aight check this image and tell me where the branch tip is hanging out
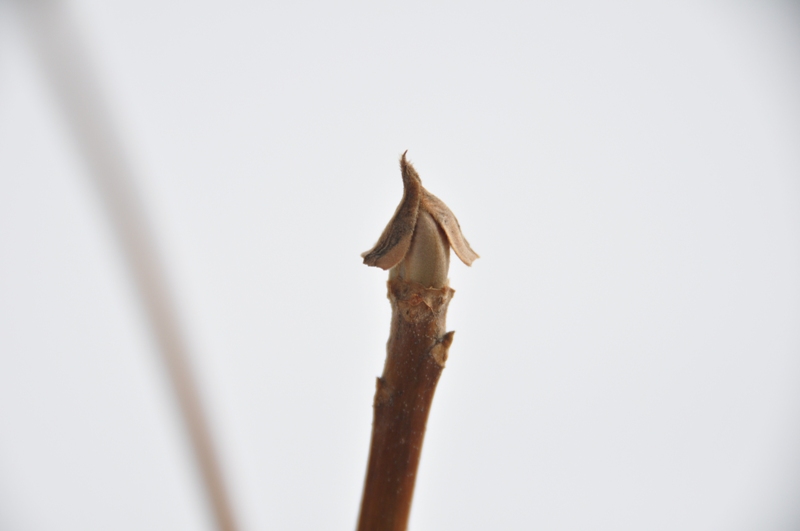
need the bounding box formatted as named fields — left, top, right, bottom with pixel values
left=362, top=153, right=478, bottom=281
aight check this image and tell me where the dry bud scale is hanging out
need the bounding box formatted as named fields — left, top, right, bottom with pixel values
left=357, top=152, right=478, bottom=531
left=362, top=151, right=478, bottom=287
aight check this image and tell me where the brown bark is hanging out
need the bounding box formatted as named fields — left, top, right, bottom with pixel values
left=357, top=278, right=456, bottom=531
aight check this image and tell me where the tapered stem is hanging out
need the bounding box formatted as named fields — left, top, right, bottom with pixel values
left=357, top=278, right=455, bottom=531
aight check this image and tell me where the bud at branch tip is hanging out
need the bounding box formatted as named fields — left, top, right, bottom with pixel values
left=362, top=152, right=479, bottom=288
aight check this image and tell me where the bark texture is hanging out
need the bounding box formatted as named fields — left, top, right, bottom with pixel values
left=357, top=278, right=455, bottom=531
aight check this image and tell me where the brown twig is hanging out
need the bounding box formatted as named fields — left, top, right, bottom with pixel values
left=358, top=153, right=477, bottom=530
left=357, top=279, right=455, bottom=531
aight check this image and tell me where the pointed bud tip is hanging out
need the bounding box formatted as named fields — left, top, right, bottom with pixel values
left=400, top=151, right=421, bottom=186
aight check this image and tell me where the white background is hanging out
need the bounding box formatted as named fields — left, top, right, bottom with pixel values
left=1, top=1, right=799, bottom=530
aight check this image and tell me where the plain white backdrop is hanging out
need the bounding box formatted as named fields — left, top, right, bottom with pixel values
left=1, top=1, right=800, bottom=530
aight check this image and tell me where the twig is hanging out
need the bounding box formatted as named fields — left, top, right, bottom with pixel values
left=358, top=153, right=477, bottom=531
left=16, top=2, right=239, bottom=530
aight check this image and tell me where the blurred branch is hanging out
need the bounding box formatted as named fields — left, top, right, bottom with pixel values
left=16, top=2, right=239, bottom=530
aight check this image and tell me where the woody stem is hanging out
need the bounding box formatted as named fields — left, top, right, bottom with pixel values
left=356, top=278, right=455, bottom=531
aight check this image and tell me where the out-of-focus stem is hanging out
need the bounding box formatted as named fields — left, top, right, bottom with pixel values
left=17, top=3, right=239, bottom=531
